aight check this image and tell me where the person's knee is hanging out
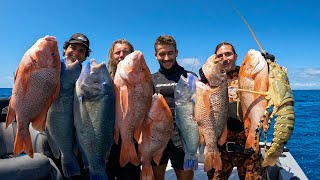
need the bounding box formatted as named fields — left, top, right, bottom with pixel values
left=175, top=169, right=194, bottom=180
left=152, top=163, right=167, bottom=180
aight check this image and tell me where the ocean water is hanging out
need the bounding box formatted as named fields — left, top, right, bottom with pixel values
left=0, top=88, right=319, bottom=179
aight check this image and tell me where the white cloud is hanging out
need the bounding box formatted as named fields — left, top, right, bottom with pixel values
left=177, top=57, right=202, bottom=73
left=288, top=68, right=320, bottom=90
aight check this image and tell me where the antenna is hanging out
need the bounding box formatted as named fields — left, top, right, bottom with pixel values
left=225, top=0, right=266, bottom=54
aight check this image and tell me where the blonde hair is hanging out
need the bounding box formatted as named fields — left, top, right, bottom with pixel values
left=107, top=39, right=134, bottom=78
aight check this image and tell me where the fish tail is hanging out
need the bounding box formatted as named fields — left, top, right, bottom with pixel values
left=114, top=127, right=120, bottom=145
left=14, top=128, right=33, bottom=158
left=141, top=165, right=154, bottom=180
left=119, top=142, right=139, bottom=167
left=61, top=154, right=81, bottom=177
left=245, top=132, right=255, bottom=150
left=204, top=152, right=222, bottom=172
left=245, top=131, right=260, bottom=152
left=183, top=153, right=198, bottom=170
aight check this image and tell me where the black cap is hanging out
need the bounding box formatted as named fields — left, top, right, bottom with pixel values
left=68, top=33, right=90, bottom=49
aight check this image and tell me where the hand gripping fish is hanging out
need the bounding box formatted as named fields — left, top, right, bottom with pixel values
left=6, top=36, right=61, bottom=158
left=195, top=55, right=228, bottom=171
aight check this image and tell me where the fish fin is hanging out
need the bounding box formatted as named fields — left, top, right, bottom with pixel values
left=61, top=154, right=81, bottom=177
left=202, top=93, right=211, bottom=113
left=134, top=124, right=142, bottom=142
left=204, top=152, right=222, bottom=172
left=46, top=127, right=60, bottom=159
left=141, top=165, right=154, bottom=180
left=114, top=127, right=120, bottom=145
left=198, top=127, right=205, bottom=145
left=5, top=106, right=16, bottom=128
left=119, top=142, right=139, bottom=167
left=31, top=105, right=50, bottom=132
left=14, top=127, right=33, bottom=158
left=32, top=82, right=59, bottom=132
left=138, top=131, right=143, bottom=144
left=120, top=85, right=128, bottom=120
left=153, top=147, right=166, bottom=165
left=218, top=125, right=228, bottom=146
left=245, top=132, right=255, bottom=150
left=183, top=154, right=198, bottom=170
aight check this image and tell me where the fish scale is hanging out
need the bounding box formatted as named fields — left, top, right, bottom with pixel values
left=74, top=59, right=115, bottom=179
left=175, top=73, right=199, bottom=170
left=195, top=55, right=228, bottom=172
left=46, top=59, right=81, bottom=177
left=113, top=51, right=153, bottom=168
left=6, top=36, right=61, bottom=158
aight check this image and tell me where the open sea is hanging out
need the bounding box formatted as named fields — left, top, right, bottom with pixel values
left=0, top=88, right=319, bottom=179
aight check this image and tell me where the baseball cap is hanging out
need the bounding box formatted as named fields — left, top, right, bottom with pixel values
left=68, top=33, right=90, bottom=49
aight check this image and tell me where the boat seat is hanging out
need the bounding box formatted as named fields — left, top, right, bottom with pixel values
left=0, top=101, right=63, bottom=180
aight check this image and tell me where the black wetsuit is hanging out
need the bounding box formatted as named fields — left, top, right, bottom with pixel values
left=152, top=62, right=197, bottom=169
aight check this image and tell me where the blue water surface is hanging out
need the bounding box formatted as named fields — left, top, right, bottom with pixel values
left=0, top=88, right=319, bottom=179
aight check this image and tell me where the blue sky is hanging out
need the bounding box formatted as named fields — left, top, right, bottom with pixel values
left=1, top=0, right=319, bottom=89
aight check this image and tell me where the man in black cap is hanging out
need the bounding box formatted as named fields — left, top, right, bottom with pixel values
left=63, top=33, right=91, bottom=64
left=47, top=33, right=91, bottom=179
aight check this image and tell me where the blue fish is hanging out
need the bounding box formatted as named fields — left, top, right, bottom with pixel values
left=74, top=59, right=115, bottom=180
left=46, top=58, right=81, bottom=177
left=175, top=73, right=199, bottom=170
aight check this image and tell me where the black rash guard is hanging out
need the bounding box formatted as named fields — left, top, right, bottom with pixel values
left=152, top=62, right=197, bottom=147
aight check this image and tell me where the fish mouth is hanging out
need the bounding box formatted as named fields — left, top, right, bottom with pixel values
left=90, top=59, right=107, bottom=74
left=251, top=53, right=266, bottom=75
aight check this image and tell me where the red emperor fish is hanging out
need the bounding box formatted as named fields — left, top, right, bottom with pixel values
left=113, top=50, right=153, bottom=167
left=6, top=35, right=61, bottom=158
left=195, top=55, right=228, bottom=171
left=139, top=93, right=173, bottom=180
left=238, top=49, right=269, bottom=152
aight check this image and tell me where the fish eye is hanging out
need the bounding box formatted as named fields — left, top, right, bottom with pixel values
left=51, top=52, right=56, bottom=57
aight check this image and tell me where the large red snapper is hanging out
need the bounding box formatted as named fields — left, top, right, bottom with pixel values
left=113, top=51, right=153, bottom=167
left=6, top=36, right=61, bottom=158
left=195, top=55, right=228, bottom=171
left=138, top=93, right=173, bottom=180
left=238, top=49, right=269, bottom=152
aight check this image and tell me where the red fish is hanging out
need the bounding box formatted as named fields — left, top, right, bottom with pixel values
left=195, top=55, right=228, bottom=171
left=6, top=36, right=61, bottom=158
left=113, top=51, right=153, bottom=167
left=139, top=93, right=173, bottom=180
left=238, top=49, right=269, bottom=152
